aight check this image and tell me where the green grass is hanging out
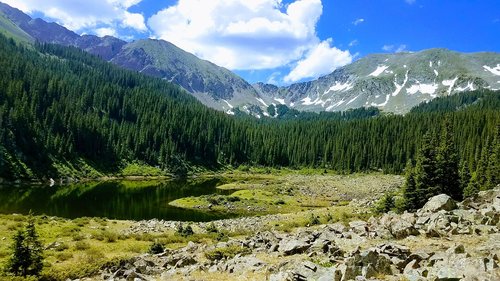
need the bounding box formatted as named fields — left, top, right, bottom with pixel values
left=120, top=162, right=165, bottom=177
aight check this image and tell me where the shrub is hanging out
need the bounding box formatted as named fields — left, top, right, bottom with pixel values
left=74, top=241, right=90, bottom=251
left=103, top=231, right=118, bottom=243
left=226, top=196, right=241, bottom=202
left=374, top=193, right=396, bottom=214
left=71, top=233, right=85, bottom=241
left=205, top=223, right=219, bottom=233
left=148, top=242, right=164, bottom=254
left=308, top=214, right=320, bottom=226
left=274, top=199, right=286, bottom=205
left=176, top=224, right=194, bottom=237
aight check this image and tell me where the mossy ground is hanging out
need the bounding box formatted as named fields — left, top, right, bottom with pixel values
left=171, top=172, right=403, bottom=216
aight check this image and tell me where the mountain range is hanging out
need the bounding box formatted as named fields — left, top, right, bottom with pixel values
left=1, top=2, right=499, bottom=115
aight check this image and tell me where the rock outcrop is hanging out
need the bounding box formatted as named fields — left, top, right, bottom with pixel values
left=94, top=188, right=500, bottom=281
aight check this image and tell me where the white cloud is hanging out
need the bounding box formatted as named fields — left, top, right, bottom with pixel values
left=284, top=39, right=352, bottom=83
left=148, top=0, right=348, bottom=72
left=95, top=27, right=117, bottom=37
left=353, top=18, right=365, bottom=26
left=2, top=0, right=147, bottom=34
left=122, top=11, right=147, bottom=31
left=382, top=45, right=394, bottom=51
left=405, top=0, right=416, bottom=4
left=382, top=44, right=407, bottom=53
left=349, top=40, right=359, bottom=47
left=395, top=44, right=407, bottom=53
left=267, top=72, right=281, bottom=85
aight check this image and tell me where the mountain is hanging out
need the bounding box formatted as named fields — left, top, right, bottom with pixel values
left=1, top=2, right=499, bottom=115
left=0, top=2, right=261, bottom=113
left=254, top=49, right=500, bottom=113
left=110, top=39, right=261, bottom=110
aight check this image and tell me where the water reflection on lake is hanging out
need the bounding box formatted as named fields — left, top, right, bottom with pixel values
left=0, top=178, right=235, bottom=221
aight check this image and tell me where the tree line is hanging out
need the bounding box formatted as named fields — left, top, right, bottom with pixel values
left=0, top=34, right=498, bottom=184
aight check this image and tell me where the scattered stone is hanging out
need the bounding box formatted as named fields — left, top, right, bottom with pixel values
left=420, top=194, right=457, bottom=213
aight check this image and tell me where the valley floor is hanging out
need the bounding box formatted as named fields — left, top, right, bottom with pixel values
left=0, top=173, right=498, bottom=280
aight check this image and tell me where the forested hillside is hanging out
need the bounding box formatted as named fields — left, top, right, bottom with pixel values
left=0, top=34, right=498, bottom=181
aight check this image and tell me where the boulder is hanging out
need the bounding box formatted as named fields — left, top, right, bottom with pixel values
left=278, top=238, right=311, bottom=256
left=420, top=194, right=457, bottom=213
left=349, top=221, right=368, bottom=235
left=390, top=219, right=419, bottom=239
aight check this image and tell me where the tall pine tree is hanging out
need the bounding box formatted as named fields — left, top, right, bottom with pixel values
left=435, top=118, right=461, bottom=200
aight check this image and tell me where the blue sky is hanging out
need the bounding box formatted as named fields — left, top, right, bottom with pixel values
left=5, top=0, right=500, bottom=85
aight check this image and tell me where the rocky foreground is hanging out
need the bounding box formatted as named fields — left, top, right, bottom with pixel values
left=96, top=188, right=500, bottom=281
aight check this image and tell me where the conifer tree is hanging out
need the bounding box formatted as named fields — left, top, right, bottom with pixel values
left=6, top=213, right=44, bottom=277
left=464, top=172, right=480, bottom=198
left=459, top=161, right=471, bottom=193
left=435, top=118, right=461, bottom=200
left=413, top=133, right=438, bottom=207
left=485, top=126, right=500, bottom=188
left=403, top=160, right=419, bottom=211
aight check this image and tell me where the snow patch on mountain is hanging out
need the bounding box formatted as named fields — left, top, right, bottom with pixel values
left=369, top=65, right=389, bottom=77
left=407, top=83, right=439, bottom=97
left=302, top=96, right=323, bottom=106
left=274, top=98, right=285, bottom=105
left=326, top=100, right=345, bottom=111
left=456, top=82, right=475, bottom=92
left=372, top=94, right=391, bottom=107
left=434, top=69, right=439, bottom=76
left=326, top=81, right=353, bottom=93
left=442, top=77, right=458, bottom=95
left=392, top=71, right=409, bottom=97
left=222, top=99, right=233, bottom=109
left=256, top=98, right=268, bottom=107
left=347, top=95, right=359, bottom=105
left=484, top=65, right=500, bottom=76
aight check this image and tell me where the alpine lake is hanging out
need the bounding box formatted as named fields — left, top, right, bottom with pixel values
left=0, top=178, right=237, bottom=222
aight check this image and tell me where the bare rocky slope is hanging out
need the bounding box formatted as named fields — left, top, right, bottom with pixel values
left=84, top=187, right=500, bottom=281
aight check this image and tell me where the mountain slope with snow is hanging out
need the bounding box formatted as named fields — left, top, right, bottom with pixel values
left=254, top=49, right=500, bottom=113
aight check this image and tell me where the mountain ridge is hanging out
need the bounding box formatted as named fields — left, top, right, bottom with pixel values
left=0, top=2, right=499, bottom=115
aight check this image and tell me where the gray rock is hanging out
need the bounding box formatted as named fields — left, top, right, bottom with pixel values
left=278, top=238, right=311, bottom=256
left=390, top=218, right=419, bottom=239
left=349, top=220, right=368, bottom=235
left=420, top=194, right=457, bottom=213
left=329, top=222, right=348, bottom=234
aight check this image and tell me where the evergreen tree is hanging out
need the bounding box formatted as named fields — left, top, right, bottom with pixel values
left=6, top=214, right=44, bottom=277
left=485, top=126, right=500, bottom=188
left=464, top=172, right=480, bottom=198
left=413, top=133, right=438, bottom=207
left=435, top=118, right=461, bottom=200
left=403, top=160, right=419, bottom=211
left=459, top=161, right=471, bottom=194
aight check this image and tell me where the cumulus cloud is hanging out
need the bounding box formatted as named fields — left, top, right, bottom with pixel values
left=284, top=39, right=352, bottom=83
left=95, top=27, right=118, bottom=37
left=148, top=0, right=349, bottom=75
left=3, top=0, right=146, bottom=34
